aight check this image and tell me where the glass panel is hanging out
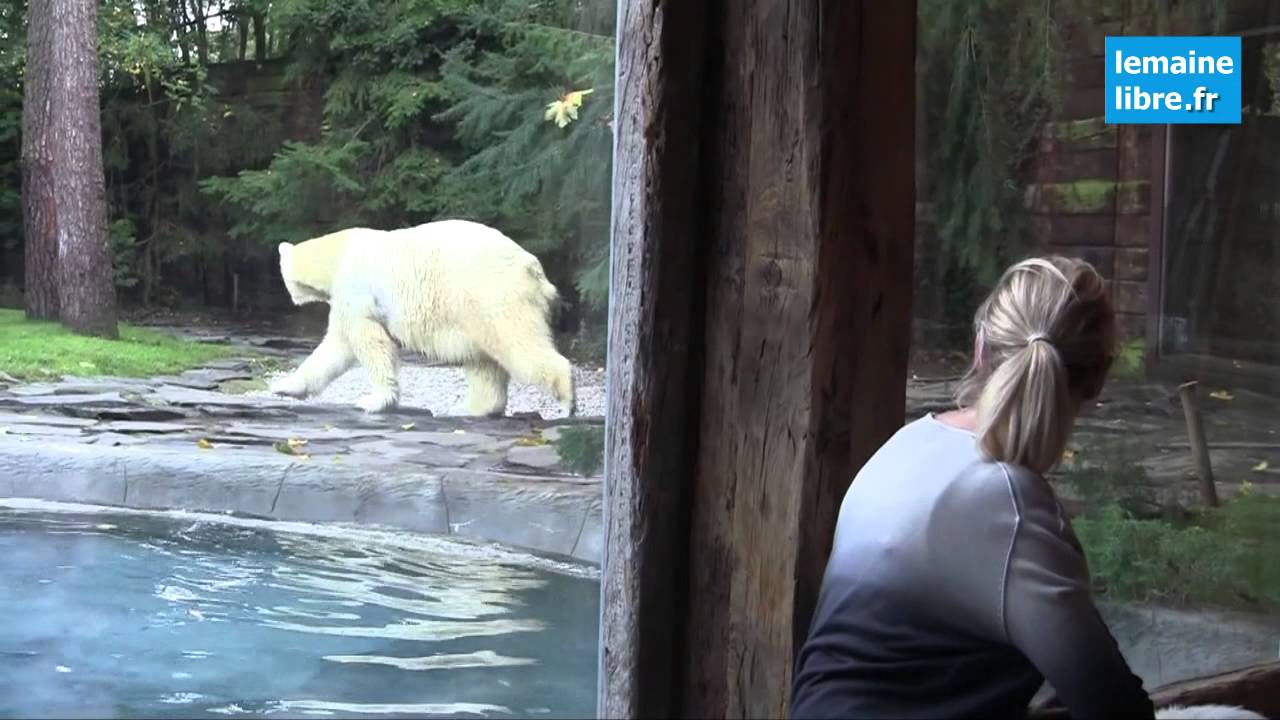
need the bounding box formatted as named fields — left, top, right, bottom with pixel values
left=1162, top=32, right=1280, bottom=382
left=915, top=0, right=1278, bottom=705
left=0, top=1, right=613, bottom=717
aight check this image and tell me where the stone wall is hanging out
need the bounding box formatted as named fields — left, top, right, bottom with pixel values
left=1028, top=5, right=1157, bottom=343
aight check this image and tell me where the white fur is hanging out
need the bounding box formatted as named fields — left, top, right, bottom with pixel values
left=1156, top=705, right=1267, bottom=720
left=270, top=219, right=576, bottom=416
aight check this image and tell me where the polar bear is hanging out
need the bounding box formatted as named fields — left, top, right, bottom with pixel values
left=268, top=219, right=576, bottom=416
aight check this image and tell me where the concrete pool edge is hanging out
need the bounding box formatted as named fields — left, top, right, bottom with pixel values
left=0, top=438, right=603, bottom=565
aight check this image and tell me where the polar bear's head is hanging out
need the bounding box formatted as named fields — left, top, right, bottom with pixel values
left=278, top=242, right=329, bottom=306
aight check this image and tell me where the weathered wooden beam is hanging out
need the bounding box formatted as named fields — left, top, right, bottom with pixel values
left=1177, top=380, right=1219, bottom=507
left=1029, top=660, right=1280, bottom=720
left=599, top=1, right=710, bottom=718
left=601, top=1, right=915, bottom=717
left=682, top=2, right=916, bottom=718
left=1150, top=660, right=1280, bottom=718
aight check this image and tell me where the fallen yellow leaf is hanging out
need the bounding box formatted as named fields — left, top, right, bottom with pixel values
left=196, top=438, right=214, bottom=449
left=544, top=88, right=595, bottom=128
left=401, top=423, right=416, bottom=431
left=515, top=436, right=548, bottom=447
left=287, top=437, right=308, bottom=449
left=1209, top=390, right=1234, bottom=401
left=1253, top=460, right=1269, bottom=472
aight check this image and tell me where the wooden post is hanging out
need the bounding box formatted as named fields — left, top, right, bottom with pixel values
left=1030, top=660, right=1280, bottom=720
left=599, top=2, right=711, bottom=719
left=601, top=2, right=916, bottom=717
left=1177, top=380, right=1219, bottom=507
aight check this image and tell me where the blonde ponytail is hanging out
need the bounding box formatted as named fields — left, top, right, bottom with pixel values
left=955, top=256, right=1117, bottom=474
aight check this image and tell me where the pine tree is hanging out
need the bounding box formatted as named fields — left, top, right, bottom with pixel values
left=202, top=0, right=616, bottom=344
left=434, top=0, right=615, bottom=312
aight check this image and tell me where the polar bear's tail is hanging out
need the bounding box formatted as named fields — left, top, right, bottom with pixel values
left=527, top=260, right=560, bottom=316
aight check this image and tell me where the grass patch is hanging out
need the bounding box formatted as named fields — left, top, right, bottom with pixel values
left=1064, top=453, right=1280, bottom=609
left=555, top=424, right=604, bottom=476
left=0, top=307, right=232, bottom=380
left=1109, top=337, right=1145, bottom=380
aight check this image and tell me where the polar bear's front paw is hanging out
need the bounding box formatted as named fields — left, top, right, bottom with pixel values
left=356, top=391, right=398, bottom=414
left=270, top=374, right=310, bottom=399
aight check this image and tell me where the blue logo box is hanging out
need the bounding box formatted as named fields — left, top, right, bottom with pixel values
left=1105, top=36, right=1241, bottom=124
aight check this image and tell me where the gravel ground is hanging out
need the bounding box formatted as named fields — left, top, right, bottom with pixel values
left=252, top=361, right=607, bottom=419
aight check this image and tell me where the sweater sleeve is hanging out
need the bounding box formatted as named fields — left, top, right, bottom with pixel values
left=999, top=464, right=1156, bottom=720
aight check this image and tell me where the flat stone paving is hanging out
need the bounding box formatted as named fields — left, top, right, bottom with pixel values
left=2, top=343, right=1278, bottom=569
left=0, top=361, right=603, bottom=564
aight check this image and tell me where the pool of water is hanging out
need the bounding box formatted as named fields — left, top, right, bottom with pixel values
left=0, top=505, right=600, bottom=719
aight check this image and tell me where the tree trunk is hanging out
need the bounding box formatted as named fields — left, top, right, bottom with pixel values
left=20, top=0, right=58, bottom=320
left=253, top=13, right=266, bottom=61
left=189, top=0, right=208, bottom=65
left=238, top=18, right=248, bottom=61
left=174, top=0, right=191, bottom=64
left=50, top=0, right=117, bottom=338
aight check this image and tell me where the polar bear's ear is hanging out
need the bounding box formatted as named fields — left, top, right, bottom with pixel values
left=278, top=242, right=294, bottom=259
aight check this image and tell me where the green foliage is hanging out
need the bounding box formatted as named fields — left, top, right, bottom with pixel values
left=917, top=0, right=1228, bottom=318
left=434, top=4, right=614, bottom=309
left=919, top=0, right=1073, bottom=287
left=556, top=424, right=604, bottom=477
left=109, top=218, right=140, bottom=289
left=1075, top=504, right=1245, bottom=606
left=201, top=137, right=374, bottom=245
left=1075, top=495, right=1280, bottom=609
left=0, top=308, right=230, bottom=379
left=0, top=0, right=24, bottom=251
left=1110, top=338, right=1146, bottom=380
left=205, top=0, right=615, bottom=316
left=1062, top=442, right=1280, bottom=610
left=1059, top=447, right=1156, bottom=515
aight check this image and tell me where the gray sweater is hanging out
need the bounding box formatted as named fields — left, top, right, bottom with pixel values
left=791, top=415, right=1155, bottom=720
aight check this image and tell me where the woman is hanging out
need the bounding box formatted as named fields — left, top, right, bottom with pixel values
left=790, top=256, right=1154, bottom=720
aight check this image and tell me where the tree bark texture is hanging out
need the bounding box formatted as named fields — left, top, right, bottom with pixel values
left=253, top=13, right=267, bottom=61
left=685, top=4, right=916, bottom=716
left=599, top=1, right=710, bottom=718
left=21, top=0, right=58, bottom=320
left=601, top=2, right=916, bottom=717
left=50, top=0, right=118, bottom=338
left=189, top=0, right=209, bottom=65
left=1030, top=660, right=1280, bottom=720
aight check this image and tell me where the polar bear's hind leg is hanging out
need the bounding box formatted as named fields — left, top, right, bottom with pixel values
left=488, top=340, right=575, bottom=418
